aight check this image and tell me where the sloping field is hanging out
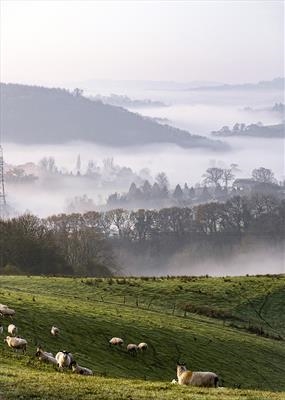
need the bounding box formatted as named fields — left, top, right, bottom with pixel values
left=0, top=275, right=284, bottom=399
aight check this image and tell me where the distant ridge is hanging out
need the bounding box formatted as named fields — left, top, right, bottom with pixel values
left=0, top=82, right=227, bottom=150
left=189, top=77, right=284, bottom=91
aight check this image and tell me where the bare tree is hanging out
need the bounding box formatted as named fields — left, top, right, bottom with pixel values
left=203, top=167, right=223, bottom=187
left=222, top=168, right=235, bottom=189
left=252, top=167, right=275, bottom=184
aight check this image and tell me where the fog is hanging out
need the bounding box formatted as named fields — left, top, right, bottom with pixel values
left=117, top=244, right=285, bottom=277
left=3, top=85, right=284, bottom=217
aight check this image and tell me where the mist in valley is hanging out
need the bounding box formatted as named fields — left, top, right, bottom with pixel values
left=3, top=85, right=284, bottom=218
left=118, top=245, right=285, bottom=277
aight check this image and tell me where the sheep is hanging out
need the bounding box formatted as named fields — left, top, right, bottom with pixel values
left=70, top=361, right=93, bottom=376
left=4, top=336, right=27, bottom=353
left=55, top=351, right=74, bottom=369
left=127, top=343, right=138, bottom=356
left=176, top=363, right=219, bottom=387
left=51, top=325, right=60, bottom=336
left=8, top=324, right=17, bottom=336
left=137, top=342, right=148, bottom=352
left=36, top=346, right=58, bottom=365
left=109, top=337, right=124, bottom=347
left=0, top=304, right=15, bottom=318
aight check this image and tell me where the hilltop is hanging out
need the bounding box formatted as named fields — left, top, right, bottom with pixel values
left=0, top=83, right=226, bottom=150
left=0, top=275, right=284, bottom=400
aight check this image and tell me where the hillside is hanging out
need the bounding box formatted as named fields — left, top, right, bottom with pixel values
left=0, top=83, right=226, bottom=150
left=0, top=275, right=284, bottom=400
left=212, top=123, right=284, bottom=138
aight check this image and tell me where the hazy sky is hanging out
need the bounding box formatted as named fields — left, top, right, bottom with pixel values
left=0, top=0, right=284, bottom=86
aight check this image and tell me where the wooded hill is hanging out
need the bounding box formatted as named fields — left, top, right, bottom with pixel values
left=0, top=83, right=226, bottom=150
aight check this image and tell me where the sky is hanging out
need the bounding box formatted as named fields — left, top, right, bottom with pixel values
left=0, top=0, right=284, bottom=86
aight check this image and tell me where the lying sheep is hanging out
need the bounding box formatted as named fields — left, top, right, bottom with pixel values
left=176, top=363, right=219, bottom=387
left=8, top=324, right=17, bottom=336
left=51, top=326, right=60, bottom=336
left=137, top=342, right=148, bottom=352
left=55, top=351, right=74, bottom=369
left=36, top=346, right=58, bottom=365
left=4, top=336, right=27, bottom=353
left=71, top=361, right=93, bottom=376
left=0, top=304, right=15, bottom=318
left=127, top=343, right=138, bottom=356
left=109, top=337, right=124, bottom=346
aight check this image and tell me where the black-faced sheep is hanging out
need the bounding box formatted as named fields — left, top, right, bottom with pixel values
left=137, top=342, right=148, bottom=352
left=8, top=324, right=17, bottom=336
left=71, top=361, right=93, bottom=375
left=176, top=363, right=219, bottom=387
left=51, top=326, right=60, bottom=336
left=36, top=346, right=58, bottom=365
left=55, top=351, right=74, bottom=369
left=4, top=336, right=27, bottom=353
left=127, top=343, right=138, bottom=356
left=109, top=337, right=124, bottom=346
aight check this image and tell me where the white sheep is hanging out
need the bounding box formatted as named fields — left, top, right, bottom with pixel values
left=109, top=337, right=124, bottom=346
left=176, top=363, right=219, bottom=387
left=71, top=361, right=93, bottom=376
left=4, top=336, right=27, bottom=353
left=8, top=324, right=17, bottom=336
left=55, top=351, right=74, bottom=369
left=0, top=304, right=15, bottom=318
left=51, top=326, right=60, bottom=336
left=36, top=346, right=58, bottom=365
left=127, top=343, right=138, bottom=356
left=137, top=342, right=148, bottom=352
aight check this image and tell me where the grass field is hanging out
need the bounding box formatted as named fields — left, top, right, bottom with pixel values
left=0, top=275, right=284, bottom=399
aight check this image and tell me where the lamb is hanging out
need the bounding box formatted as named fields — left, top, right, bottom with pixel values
left=176, top=363, right=219, bottom=387
left=0, top=304, right=15, bottom=318
left=55, top=351, right=74, bottom=369
left=51, top=326, right=60, bottom=336
left=8, top=324, right=17, bottom=336
left=127, top=343, right=138, bottom=356
left=4, top=336, right=27, bottom=353
left=71, top=361, right=93, bottom=376
left=137, top=342, right=148, bottom=352
left=109, top=337, right=124, bottom=346
left=36, top=346, right=58, bottom=365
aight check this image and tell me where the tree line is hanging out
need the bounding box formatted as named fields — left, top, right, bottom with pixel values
left=0, top=194, right=284, bottom=276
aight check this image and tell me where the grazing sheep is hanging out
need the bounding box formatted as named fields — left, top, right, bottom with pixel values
left=36, top=346, right=58, bottom=365
left=137, top=342, right=148, bottom=352
left=71, top=361, right=93, bottom=376
left=109, top=337, right=124, bottom=346
left=55, top=351, right=74, bottom=369
left=0, top=304, right=15, bottom=318
left=51, top=326, right=60, bottom=336
left=176, top=363, right=219, bottom=387
left=127, top=343, right=138, bottom=356
left=8, top=324, right=17, bottom=336
left=4, top=336, right=27, bottom=353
